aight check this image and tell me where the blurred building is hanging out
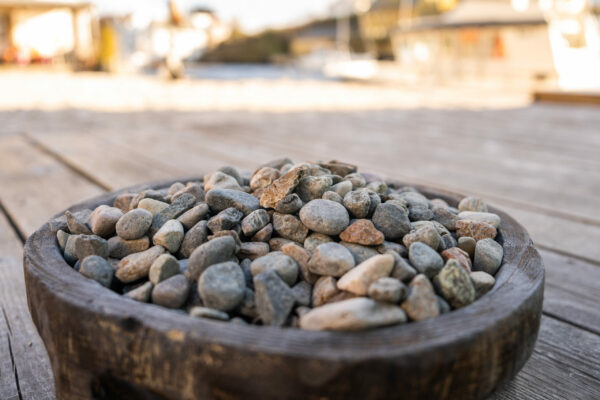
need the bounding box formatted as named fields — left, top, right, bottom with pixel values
left=0, top=0, right=98, bottom=67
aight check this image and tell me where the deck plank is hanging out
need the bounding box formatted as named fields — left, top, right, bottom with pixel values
left=0, top=310, right=19, bottom=400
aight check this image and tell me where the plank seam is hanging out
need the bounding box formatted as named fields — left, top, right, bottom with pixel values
left=23, top=132, right=112, bottom=191
left=0, top=200, right=25, bottom=245
left=536, top=244, right=600, bottom=268
left=2, top=307, right=23, bottom=400
left=541, top=310, right=600, bottom=337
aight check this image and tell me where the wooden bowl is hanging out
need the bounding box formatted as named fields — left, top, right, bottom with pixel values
left=24, top=178, right=544, bottom=400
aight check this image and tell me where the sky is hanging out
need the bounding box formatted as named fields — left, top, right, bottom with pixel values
left=93, top=0, right=343, bottom=33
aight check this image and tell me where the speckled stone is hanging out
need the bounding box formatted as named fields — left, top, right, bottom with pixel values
left=137, top=198, right=169, bottom=217
left=206, top=188, right=260, bottom=216
left=308, top=242, right=355, bottom=277
left=458, top=211, right=501, bottom=228
left=218, top=166, right=244, bottom=186
left=330, top=180, right=353, bottom=197
left=312, top=276, right=339, bottom=306
left=190, top=306, right=230, bottom=321
left=272, top=213, right=309, bottom=243
left=458, top=197, right=488, bottom=212
left=260, top=165, right=310, bottom=209
left=108, top=236, right=150, bottom=259
left=204, top=171, right=242, bottom=191
left=408, top=242, right=444, bottom=278
left=79, top=255, right=114, bottom=287
left=116, top=208, right=153, bottom=240
left=274, top=193, right=303, bottom=214
left=241, top=209, right=270, bottom=237
left=251, top=223, right=273, bottom=242
left=186, top=236, right=237, bottom=281
left=153, top=219, right=184, bottom=253
left=207, top=207, right=244, bottom=233
left=339, top=241, right=380, bottom=264
left=303, top=232, right=333, bottom=251
left=441, top=247, right=472, bottom=272
left=458, top=236, right=477, bottom=257
left=198, top=262, right=246, bottom=311
left=250, top=167, right=280, bottom=190
left=371, top=202, right=411, bottom=240
left=179, top=220, right=208, bottom=259
left=337, top=254, right=394, bottom=295
left=343, top=190, right=371, bottom=218
left=434, top=259, right=476, bottom=309
left=238, top=242, right=270, bottom=260
left=113, top=192, right=136, bottom=213
left=89, top=205, right=124, bottom=238
left=296, top=176, right=333, bottom=202
left=473, top=238, right=504, bottom=275
left=299, top=199, right=350, bottom=235
left=368, top=277, right=406, bottom=303
left=149, top=193, right=196, bottom=236
left=149, top=253, right=180, bottom=284
left=151, top=274, right=190, bottom=309
left=456, top=220, right=497, bottom=241
left=344, top=173, right=366, bottom=189
left=177, top=203, right=209, bottom=230
left=124, top=281, right=153, bottom=302
left=432, top=206, right=458, bottom=230
left=300, top=297, right=406, bottom=331
left=401, top=274, right=440, bottom=321
left=74, top=234, right=109, bottom=260
left=402, top=225, right=442, bottom=250
left=268, top=237, right=296, bottom=252
left=130, top=189, right=169, bottom=210
left=253, top=269, right=296, bottom=326
left=322, top=191, right=343, bottom=203
left=65, top=209, right=92, bottom=235
left=250, top=251, right=298, bottom=286
left=339, top=219, right=385, bottom=246
left=470, top=271, right=496, bottom=298
left=116, top=245, right=165, bottom=283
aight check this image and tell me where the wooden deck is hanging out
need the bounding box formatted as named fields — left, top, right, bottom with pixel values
left=0, top=73, right=599, bottom=399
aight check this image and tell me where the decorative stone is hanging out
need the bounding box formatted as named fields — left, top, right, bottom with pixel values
left=89, top=205, right=123, bottom=238
left=149, top=254, right=180, bottom=284
left=403, top=225, right=442, bottom=250
left=268, top=237, right=295, bottom=251
left=388, top=252, right=417, bottom=283
left=137, top=198, right=169, bottom=216
left=458, top=197, right=488, bottom=212
left=198, top=261, right=246, bottom=311
left=113, top=192, right=136, bottom=213
left=408, top=242, right=444, bottom=278
left=344, top=173, right=366, bottom=189
left=241, top=209, right=270, bottom=237
left=322, top=191, right=343, bottom=203
left=434, top=259, right=476, bottom=309
left=253, top=269, right=296, bottom=326
left=458, top=211, right=501, bottom=228
left=339, top=219, right=384, bottom=246
left=151, top=274, right=190, bottom=309
left=401, top=274, right=440, bottom=321
left=177, top=204, right=209, bottom=230
left=274, top=193, right=303, bottom=214
left=250, top=167, right=280, bottom=190
left=296, top=176, right=333, bottom=202
left=456, top=219, right=497, bottom=241
left=299, top=199, right=349, bottom=235
left=308, top=242, right=355, bottom=277
left=153, top=219, right=184, bottom=253
left=79, top=255, right=114, bottom=287
left=206, top=188, right=260, bottom=216
left=260, top=165, right=310, bottom=208
left=291, top=281, right=312, bottom=306
left=179, top=220, right=208, bottom=259
left=207, top=208, right=244, bottom=233
left=218, top=165, right=244, bottom=186
left=343, top=190, right=371, bottom=218
left=190, top=306, right=230, bottom=321
left=238, top=288, right=258, bottom=318
left=300, top=297, right=406, bottom=331
left=272, top=213, right=309, bottom=243
left=56, top=229, right=69, bottom=251
left=432, top=206, right=458, bottom=230
left=116, top=208, right=153, bottom=240
left=65, top=209, right=92, bottom=235
left=168, top=182, right=185, bottom=195
left=339, top=241, right=380, bottom=264
left=330, top=180, right=352, bottom=197
left=204, top=171, right=242, bottom=191
left=312, top=276, right=339, bottom=306
left=281, top=242, right=318, bottom=284
left=337, top=254, right=394, bottom=295
left=377, top=241, right=408, bottom=257
left=108, top=236, right=150, bottom=259
left=74, top=234, right=109, bottom=260
left=116, top=245, right=165, bottom=283
left=238, top=242, right=270, bottom=260
left=186, top=236, right=237, bottom=281
left=149, top=193, right=196, bottom=236
left=441, top=247, right=472, bottom=272
left=124, top=281, right=153, bottom=302
left=470, top=271, right=496, bottom=298
left=250, top=252, right=298, bottom=286
left=251, top=223, right=273, bottom=242
left=368, top=277, right=406, bottom=303
left=303, top=233, right=333, bottom=251
left=371, top=202, right=411, bottom=240
left=458, top=236, right=477, bottom=257
left=63, top=234, right=79, bottom=264
left=317, top=160, right=357, bottom=177
left=473, top=238, right=504, bottom=275
left=130, top=189, right=169, bottom=210
left=437, top=295, right=451, bottom=314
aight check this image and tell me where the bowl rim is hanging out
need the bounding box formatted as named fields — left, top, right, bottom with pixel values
left=24, top=176, right=545, bottom=362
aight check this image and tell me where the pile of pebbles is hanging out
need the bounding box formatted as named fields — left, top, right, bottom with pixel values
left=52, top=159, right=503, bottom=331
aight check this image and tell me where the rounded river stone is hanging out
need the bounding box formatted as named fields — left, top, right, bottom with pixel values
left=299, top=199, right=349, bottom=236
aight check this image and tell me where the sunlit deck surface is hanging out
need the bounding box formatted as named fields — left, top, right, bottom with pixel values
left=0, top=71, right=598, bottom=400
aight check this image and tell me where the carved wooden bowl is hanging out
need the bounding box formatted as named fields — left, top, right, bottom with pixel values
left=23, top=178, right=544, bottom=400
